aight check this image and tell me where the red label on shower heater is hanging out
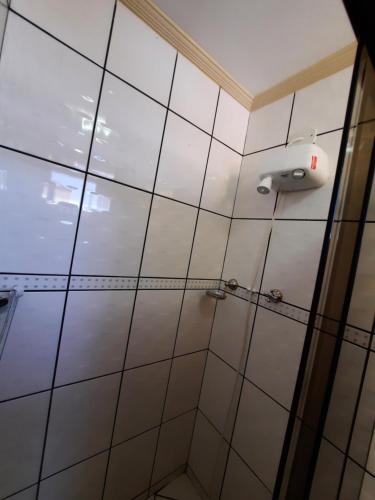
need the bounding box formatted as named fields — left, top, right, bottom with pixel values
left=311, top=155, right=318, bottom=170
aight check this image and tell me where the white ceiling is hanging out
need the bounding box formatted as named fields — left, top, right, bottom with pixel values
left=154, top=0, right=355, bottom=95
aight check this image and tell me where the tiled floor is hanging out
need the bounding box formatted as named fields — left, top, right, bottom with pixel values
left=149, top=473, right=204, bottom=499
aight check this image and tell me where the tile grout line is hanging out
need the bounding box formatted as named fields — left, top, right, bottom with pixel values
left=0, top=0, right=9, bottom=62
left=195, top=408, right=274, bottom=496
left=186, top=88, right=249, bottom=475
left=0, top=347, right=211, bottom=406
left=187, top=94, right=254, bottom=491
left=146, top=79, right=222, bottom=497
left=181, top=86, right=227, bottom=475
left=99, top=46, right=180, bottom=500
left=242, top=125, right=344, bottom=157
left=8, top=6, right=105, bottom=69
left=0, top=143, right=234, bottom=221
left=33, top=3, right=119, bottom=499
left=3, top=7, right=244, bottom=157
left=0, top=407, right=196, bottom=500
left=191, top=403, right=375, bottom=500
left=217, top=92, right=296, bottom=499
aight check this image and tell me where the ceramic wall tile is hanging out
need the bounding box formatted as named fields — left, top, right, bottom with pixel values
left=155, top=112, right=211, bottom=205
left=309, top=440, right=345, bottom=500
left=201, top=140, right=242, bottom=217
left=367, top=171, right=375, bottom=222
left=210, top=295, right=255, bottom=371
left=42, top=374, right=120, bottom=477
left=233, top=148, right=279, bottom=219
left=222, top=219, right=272, bottom=289
left=347, top=223, right=375, bottom=331
left=359, top=473, right=375, bottom=500
left=275, top=131, right=342, bottom=219
left=175, top=290, right=216, bottom=356
left=0, top=291, right=64, bottom=401
left=164, top=351, right=206, bottom=420
left=289, top=67, right=353, bottom=136
left=125, top=290, right=183, bottom=368
left=189, top=211, right=230, bottom=279
left=189, top=411, right=228, bottom=498
left=104, top=428, right=159, bottom=500
left=55, top=290, right=135, bottom=385
left=214, top=90, right=249, bottom=153
left=6, top=486, right=38, bottom=500
left=339, top=459, right=364, bottom=500
left=232, top=381, right=288, bottom=491
left=114, top=360, right=170, bottom=443
left=170, top=55, right=219, bottom=133
left=11, top=0, right=114, bottom=65
left=324, top=341, right=367, bottom=451
left=107, top=3, right=176, bottom=105
left=199, top=352, right=240, bottom=435
left=73, top=176, right=151, bottom=276
left=0, top=3, right=7, bottom=45
left=246, top=307, right=306, bottom=409
left=0, top=13, right=102, bottom=169
left=39, top=452, right=108, bottom=500
left=152, top=410, right=196, bottom=483
left=0, top=148, right=83, bottom=274
left=0, top=392, right=49, bottom=498
left=244, top=94, right=294, bottom=154
left=90, top=73, right=166, bottom=191
left=261, top=220, right=326, bottom=309
left=349, top=353, right=375, bottom=467
left=141, top=196, right=197, bottom=278
left=221, top=450, right=271, bottom=500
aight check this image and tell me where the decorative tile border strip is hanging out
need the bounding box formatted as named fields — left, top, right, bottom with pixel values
left=218, top=279, right=310, bottom=323
left=139, top=277, right=186, bottom=289
left=258, top=294, right=310, bottom=323
left=70, top=276, right=138, bottom=290
left=187, top=279, right=221, bottom=290
left=219, top=279, right=373, bottom=351
left=0, top=275, right=225, bottom=292
left=219, top=280, right=256, bottom=302
left=344, top=325, right=371, bottom=348
left=0, top=274, right=68, bottom=291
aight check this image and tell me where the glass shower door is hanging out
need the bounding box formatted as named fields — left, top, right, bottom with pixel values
left=275, top=44, right=375, bottom=500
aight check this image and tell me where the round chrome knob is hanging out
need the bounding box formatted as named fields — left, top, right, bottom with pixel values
left=225, top=278, right=239, bottom=290
left=265, top=289, right=283, bottom=303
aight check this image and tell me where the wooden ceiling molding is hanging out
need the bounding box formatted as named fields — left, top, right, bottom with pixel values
left=120, top=1, right=357, bottom=112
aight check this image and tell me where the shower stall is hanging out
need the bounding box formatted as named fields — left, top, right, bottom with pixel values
left=0, top=1, right=373, bottom=500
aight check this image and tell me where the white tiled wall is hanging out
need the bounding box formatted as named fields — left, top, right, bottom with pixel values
left=90, top=73, right=166, bottom=190
left=190, top=67, right=354, bottom=498
left=0, top=13, right=102, bottom=169
left=0, top=1, right=249, bottom=499
left=0, top=1, right=354, bottom=498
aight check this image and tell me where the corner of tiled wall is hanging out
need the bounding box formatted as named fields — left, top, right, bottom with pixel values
left=189, top=65, right=356, bottom=499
